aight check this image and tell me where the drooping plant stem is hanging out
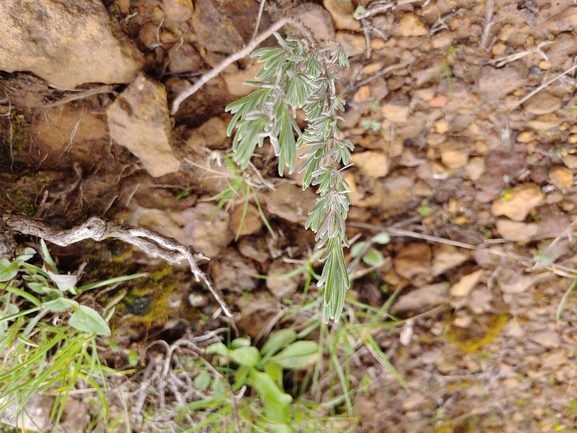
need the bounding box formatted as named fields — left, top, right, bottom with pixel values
left=226, top=32, right=353, bottom=322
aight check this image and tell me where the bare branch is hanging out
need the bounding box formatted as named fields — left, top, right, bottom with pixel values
left=42, top=85, right=114, bottom=109
left=480, top=0, right=495, bottom=50
left=2, top=213, right=232, bottom=317
left=170, top=17, right=289, bottom=115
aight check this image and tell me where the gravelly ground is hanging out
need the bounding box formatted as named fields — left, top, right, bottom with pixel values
left=3, top=0, right=577, bottom=431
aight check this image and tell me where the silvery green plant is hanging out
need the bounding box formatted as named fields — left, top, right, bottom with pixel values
left=226, top=33, right=353, bottom=322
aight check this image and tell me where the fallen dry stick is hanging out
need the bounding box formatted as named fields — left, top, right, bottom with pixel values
left=170, top=17, right=290, bottom=115
left=2, top=213, right=232, bottom=317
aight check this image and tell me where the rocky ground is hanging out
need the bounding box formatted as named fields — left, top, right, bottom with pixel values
left=2, top=0, right=577, bottom=431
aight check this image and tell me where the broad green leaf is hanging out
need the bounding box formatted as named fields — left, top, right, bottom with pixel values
left=16, top=248, right=36, bottom=263
left=270, top=341, right=319, bottom=370
left=235, top=364, right=251, bottom=386
left=353, top=5, right=366, bottom=18
left=0, top=259, right=19, bottom=282
left=68, top=305, right=111, bottom=336
left=205, top=342, right=231, bottom=358
left=212, top=378, right=226, bottom=395
left=260, top=329, right=297, bottom=358
left=363, top=248, right=385, bottom=267
left=47, top=271, right=77, bottom=292
left=230, top=337, right=251, bottom=349
left=43, top=297, right=78, bottom=313
left=263, top=399, right=291, bottom=429
left=230, top=346, right=261, bottom=367
left=263, top=362, right=283, bottom=385
left=27, top=283, right=61, bottom=297
left=249, top=368, right=292, bottom=405
left=194, top=371, right=212, bottom=391
left=372, top=232, right=391, bottom=244
left=350, top=242, right=367, bottom=258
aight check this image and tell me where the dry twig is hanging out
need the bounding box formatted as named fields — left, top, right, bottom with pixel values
left=171, top=17, right=290, bottom=115
left=507, top=58, right=577, bottom=114
left=251, top=0, right=267, bottom=42
left=42, top=85, right=114, bottom=109
left=480, top=0, right=495, bottom=50
left=349, top=221, right=577, bottom=278
left=2, top=213, right=232, bottom=317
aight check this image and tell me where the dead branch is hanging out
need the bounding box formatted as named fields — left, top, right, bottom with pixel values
left=480, top=0, right=495, bottom=50
left=42, top=85, right=115, bottom=109
left=507, top=59, right=577, bottom=115
left=349, top=221, right=577, bottom=278
left=170, top=17, right=290, bottom=115
left=1, top=212, right=232, bottom=317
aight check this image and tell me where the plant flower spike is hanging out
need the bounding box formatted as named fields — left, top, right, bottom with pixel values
left=226, top=33, right=353, bottom=322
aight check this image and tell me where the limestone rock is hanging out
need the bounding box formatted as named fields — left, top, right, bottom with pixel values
left=411, top=54, right=445, bottom=87
left=431, top=29, right=454, bottom=49
left=238, top=236, right=270, bottom=263
left=393, top=242, right=432, bottom=281
left=491, top=183, right=543, bottom=221
left=107, top=73, right=181, bottom=178
left=392, top=282, right=449, bottom=313
left=1, top=392, right=87, bottom=432
left=562, top=154, right=577, bottom=169
left=465, top=157, right=485, bottom=181
left=495, top=219, right=538, bottom=241
left=0, top=0, right=143, bottom=88
left=378, top=175, right=414, bottom=215
left=450, top=270, right=483, bottom=297
left=211, top=248, right=257, bottom=292
left=128, top=203, right=232, bottom=258
left=289, top=3, right=335, bottom=42
left=185, top=116, right=229, bottom=150
left=266, top=259, right=300, bottom=298
left=496, top=267, right=536, bottom=293
left=161, top=0, right=194, bottom=27
left=32, top=105, right=108, bottom=151
left=542, top=351, right=567, bottom=367
left=467, top=287, right=493, bottom=315
left=263, top=183, right=317, bottom=225
left=549, top=166, right=574, bottom=190
left=323, top=0, right=361, bottom=31
left=351, top=151, right=389, bottom=178
left=167, top=44, right=201, bottom=74
left=526, top=113, right=560, bottom=131
left=478, top=63, right=528, bottom=100
left=543, top=6, right=577, bottom=32
left=231, top=204, right=263, bottom=237
left=545, top=33, right=577, bottom=68
left=439, top=139, right=470, bottom=169
left=223, top=63, right=263, bottom=97
left=381, top=94, right=410, bottom=123
left=397, top=13, right=428, bottom=37
left=193, top=0, right=267, bottom=54
left=335, top=32, right=366, bottom=57
left=529, top=330, right=561, bottom=349
left=523, top=92, right=561, bottom=115
left=431, top=245, right=469, bottom=276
